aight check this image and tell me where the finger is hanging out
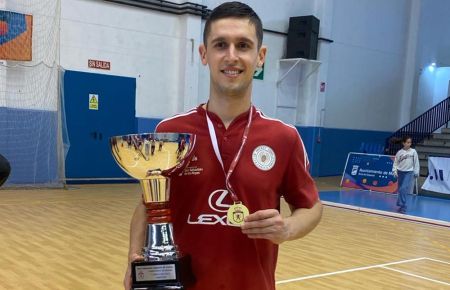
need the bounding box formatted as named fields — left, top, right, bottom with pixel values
left=242, top=217, right=285, bottom=234
left=241, top=216, right=277, bottom=230
left=244, top=209, right=279, bottom=222
left=242, top=226, right=277, bottom=235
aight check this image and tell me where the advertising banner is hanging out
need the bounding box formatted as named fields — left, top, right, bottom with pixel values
left=422, top=156, right=450, bottom=194
left=341, top=152, right=398, bottom=193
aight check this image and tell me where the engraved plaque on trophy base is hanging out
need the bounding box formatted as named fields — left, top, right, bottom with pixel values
left=132, top=259, right=183, bottom=290
left=132, top=255, right=194, bottom=290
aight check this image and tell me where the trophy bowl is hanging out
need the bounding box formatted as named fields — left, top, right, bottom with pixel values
left=110, top=133, right=196, bottom=290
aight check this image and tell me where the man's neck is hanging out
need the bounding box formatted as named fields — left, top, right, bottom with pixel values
left=206, top=95, right=251, bottom=128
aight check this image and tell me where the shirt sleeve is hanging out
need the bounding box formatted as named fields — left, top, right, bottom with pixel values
left=280, top=130, right=319, bottom=209
left=413, top=149, right=420, bottom=175
left=393, top=151, right=399, bottom=173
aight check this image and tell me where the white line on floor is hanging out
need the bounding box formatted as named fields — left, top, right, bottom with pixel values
left=381, top=266, right=450, bottom=286
left=276, top=257, right=426, bottom=284
left=424, top=257, right=450, bottom=265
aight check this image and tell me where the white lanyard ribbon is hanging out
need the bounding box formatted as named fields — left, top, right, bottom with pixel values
left=205, top=102, right=253, bottom=202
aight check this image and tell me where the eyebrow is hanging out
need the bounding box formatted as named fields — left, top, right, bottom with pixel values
left=210, top=36, right=255, bottom=45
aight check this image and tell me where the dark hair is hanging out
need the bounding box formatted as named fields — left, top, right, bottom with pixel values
left=390, top=135, right=412, bottom=145
left=203, top=1, right=263, bottom=48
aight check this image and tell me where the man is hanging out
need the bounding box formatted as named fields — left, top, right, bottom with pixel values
left=124, top=2, right=322, bottom=289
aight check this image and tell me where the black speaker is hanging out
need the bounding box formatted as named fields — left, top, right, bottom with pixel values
left=286, top=15, right=320, bottom=60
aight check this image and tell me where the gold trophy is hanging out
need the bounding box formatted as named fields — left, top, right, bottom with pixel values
left=110, top=133, right=196, bottom=290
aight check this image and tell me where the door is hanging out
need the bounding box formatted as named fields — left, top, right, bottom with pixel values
left=64, top=70, right=136, bottom=180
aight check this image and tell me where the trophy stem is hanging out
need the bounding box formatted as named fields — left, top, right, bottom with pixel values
left=146, top=202, right=172, bottom=223
left=140, top=179, right=172, bottom=224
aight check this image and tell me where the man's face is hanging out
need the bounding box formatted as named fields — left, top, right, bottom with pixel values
left=199, top=18, right=266, bottom=98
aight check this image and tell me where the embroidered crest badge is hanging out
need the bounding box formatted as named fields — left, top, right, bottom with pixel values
left=252, top=145, right=276, bottom=171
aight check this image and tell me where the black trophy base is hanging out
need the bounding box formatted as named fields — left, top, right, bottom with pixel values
left=131, top=255, right=194, bottom=290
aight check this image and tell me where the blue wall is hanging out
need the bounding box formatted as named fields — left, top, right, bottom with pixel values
left=0, top=112, right=159, bottom=185
left=137, top=117, right=161, bottom=133
left=0, top=107, right=59, bottom=185
left=137, top=118, right=392, bottom=178
left=296, top=126, right=322, bottom=176
left=319, top=128, right=392, bottom=176
left=296, top=126, right=392, bottom=177
left=0, top=109, right=393, bottom=184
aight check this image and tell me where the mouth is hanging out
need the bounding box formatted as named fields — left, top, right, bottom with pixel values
left=221, top=69, right=243, bottom=77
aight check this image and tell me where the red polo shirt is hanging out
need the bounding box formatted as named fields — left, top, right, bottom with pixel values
left=155, top=104, right=318, bottom=290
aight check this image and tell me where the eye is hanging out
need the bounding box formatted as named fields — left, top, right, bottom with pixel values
left=214, top=41, right=227, bottom=49
left=237, top=42, right=250, bottom=49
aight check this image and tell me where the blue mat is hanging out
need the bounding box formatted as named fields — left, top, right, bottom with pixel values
left=320, top=190, right=450, bottom=223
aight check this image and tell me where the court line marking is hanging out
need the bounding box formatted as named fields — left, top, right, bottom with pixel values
left=276, top=257, right=426, bottom=284
left=424, top=257, right=450, bottom=265
left=381, top=266, right=450, bottom=286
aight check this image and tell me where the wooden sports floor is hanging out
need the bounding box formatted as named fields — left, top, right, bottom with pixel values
left=0, top=177, right=448, bottom=289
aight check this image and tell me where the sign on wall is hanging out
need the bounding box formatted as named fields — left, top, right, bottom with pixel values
left=89, top=94, right=99, bottom=110
left=422, top=156, right=450, bottom=194
left=88, top=59, right=111, bottom=70
left=341, top=152, right=398, bottom=193
left=0, top=10, right=33, bottom=61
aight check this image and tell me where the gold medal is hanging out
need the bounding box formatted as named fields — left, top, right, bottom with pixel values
left=227, top=202, right=249, bottom=226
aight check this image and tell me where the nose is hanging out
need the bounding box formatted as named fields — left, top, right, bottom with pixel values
left=224, top=44, right=238, bottom=62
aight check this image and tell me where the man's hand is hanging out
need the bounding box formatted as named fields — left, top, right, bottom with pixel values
left=124, top=253, right=144, bottom=290
left=241, top=209, right=290, bottom=244
left=393, top=171, right=398, bottom=178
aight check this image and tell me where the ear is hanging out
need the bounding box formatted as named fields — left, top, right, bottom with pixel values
left=257, top=45, right=267, bottom=67
left=199, top=44, right=208, bottom=66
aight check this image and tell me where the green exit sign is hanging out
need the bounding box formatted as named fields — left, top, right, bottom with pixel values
left=253, top=63, right=264, bottom=80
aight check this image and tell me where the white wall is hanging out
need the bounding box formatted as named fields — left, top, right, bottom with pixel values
left=60, top=0, right=192, bottom=118
left=417, top=66, right=436, bottom=115
left=324, top=0, right=411, bottom=131
left=58, top=0, right=450, bottom=131
left=434, top=68, right=450, bottom=103
left=418, top=66, right=450, bottom=111
left=413, top=0, right=450, bottom=117
left=60, top=0, right=327, bottom=120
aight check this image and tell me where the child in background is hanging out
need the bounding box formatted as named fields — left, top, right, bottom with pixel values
left=392, top=136, right=420, bottom=214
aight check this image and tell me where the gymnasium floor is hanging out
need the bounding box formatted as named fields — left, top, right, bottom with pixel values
left=0, top=178, right=448, bottom=289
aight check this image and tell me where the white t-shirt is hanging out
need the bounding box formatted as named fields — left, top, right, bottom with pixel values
left=393, top=148, right=419, bottom=175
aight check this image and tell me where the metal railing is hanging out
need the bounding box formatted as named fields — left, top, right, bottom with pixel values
left=385, top=96, right=450, bottom=155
